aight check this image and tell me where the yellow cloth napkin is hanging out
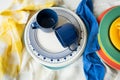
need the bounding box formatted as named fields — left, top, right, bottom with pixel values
left=0, top=0, right=55, bottom=79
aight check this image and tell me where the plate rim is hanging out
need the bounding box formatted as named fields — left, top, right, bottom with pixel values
left=97, top=48, right=120, bottom=70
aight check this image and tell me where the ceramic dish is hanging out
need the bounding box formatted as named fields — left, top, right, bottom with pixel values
left=98, top=6, right=120, bottom=64
left=109, top=17, right=120, bottom=50
left=97, top=48, right=120, bottom=70
left=97, top=6, right=120, bottom=70
left=24, top=7, right=87, bottom=68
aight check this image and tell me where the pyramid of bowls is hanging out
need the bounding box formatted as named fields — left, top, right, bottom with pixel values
left=24, top=7, right=87, bottom=69
left=97, top=6, right=120, bottom=70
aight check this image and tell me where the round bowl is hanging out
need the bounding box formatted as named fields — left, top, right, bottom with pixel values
left=24, top=7, right=87, bottom=69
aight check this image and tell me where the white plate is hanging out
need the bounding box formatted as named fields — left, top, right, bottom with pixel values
left=24, top=7, right=87, bottom=68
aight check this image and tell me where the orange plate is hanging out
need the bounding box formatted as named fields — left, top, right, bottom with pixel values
left=97, top=48, right=120, bottom=70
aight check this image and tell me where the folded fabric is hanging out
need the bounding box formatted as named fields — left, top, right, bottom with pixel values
left=0, top=0, right=55, bottom=79
left=76, top=0, right=105, bottom=80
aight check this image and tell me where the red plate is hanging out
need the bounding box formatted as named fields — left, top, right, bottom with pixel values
left=97, top=48, right=120, bottom=70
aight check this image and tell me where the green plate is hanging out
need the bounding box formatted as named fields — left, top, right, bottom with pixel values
left=98, top=6, right=120, bottom=63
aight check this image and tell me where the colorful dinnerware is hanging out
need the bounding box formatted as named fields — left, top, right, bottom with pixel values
left=97, top=6, right=120, bottom=70
left=98, top=6, right=120, bottom=64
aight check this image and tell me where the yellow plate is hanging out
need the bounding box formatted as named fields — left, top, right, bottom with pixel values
left=109, top=17, right=120, bottom=50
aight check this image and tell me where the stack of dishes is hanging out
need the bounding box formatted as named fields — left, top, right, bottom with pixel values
left=24, top=7, right=87, bottom=69
left=97, top=6, right=120, bottom=70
